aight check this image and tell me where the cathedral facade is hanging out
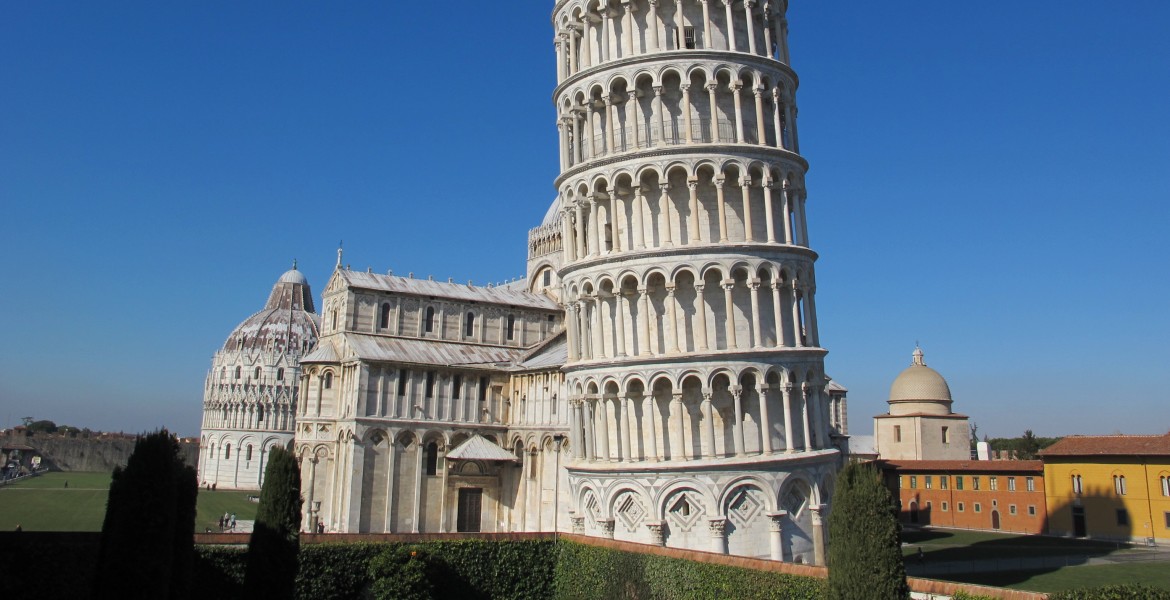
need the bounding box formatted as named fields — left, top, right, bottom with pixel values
left=203, top=0, right=848, bottom=563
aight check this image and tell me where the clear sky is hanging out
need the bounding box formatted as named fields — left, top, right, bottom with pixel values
left=2, top=2, right=1167, bottom=439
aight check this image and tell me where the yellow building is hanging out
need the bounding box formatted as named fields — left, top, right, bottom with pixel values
left=1039, top=433, right=1170, bottom=545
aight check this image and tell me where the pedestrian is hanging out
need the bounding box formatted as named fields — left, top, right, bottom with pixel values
left=917, top=547, right=925, bottom=565
left=14, top=524, right=21, bottom=532
left=317, top=521, right=325, bottom=534
left=64, top=480, right=68, bottom=488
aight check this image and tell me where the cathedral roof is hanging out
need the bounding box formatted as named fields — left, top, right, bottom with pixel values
left=446, top=434, right=518, bottom=461
left=302, top=333, right=526, bottom=368
left=222, top=265, right=320, bottom=354
left=337, top=270, right=559, bottom=311
left=889, top=347, right=952, bottom=404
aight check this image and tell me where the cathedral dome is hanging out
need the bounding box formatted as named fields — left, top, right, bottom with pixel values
left=222, top=264, right=320, bottom=356
left=888, top=347, right=953, bottom=415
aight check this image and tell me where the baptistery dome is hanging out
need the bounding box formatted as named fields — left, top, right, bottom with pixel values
left=223, top=265, right=319, bottom=355
left=888, top=347, right=953, bottom=415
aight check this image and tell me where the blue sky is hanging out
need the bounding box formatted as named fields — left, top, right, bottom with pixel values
left=1, top=2, right=1167, bottom=439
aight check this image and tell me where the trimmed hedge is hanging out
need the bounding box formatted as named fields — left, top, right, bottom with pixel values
left=1048, top=585, right=1170, bottom=600
left=554, top=540, right=826, bottom=600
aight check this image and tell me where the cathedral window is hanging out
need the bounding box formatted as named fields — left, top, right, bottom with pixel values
left=683, top=26, right=697, bottom=49
left=256, top=405, right=264, bottom=422
left=235, top=366, right=242, bottom=379
left=506, top=315, right=516, bottom=340
left=425, top=443, right=438, bottom=476
left=331, top=310, right=338, bottom=330
left=942, top=426, right=950, bottom=444
left=894, top=425, right=901, bottom=442
left=224, top=444, right=231, bottom=460
left=398, top=369, right=408, bottom=396
left=478, top=377, right=489, bottom=404
left=246, top=445, right=253, bottom=461
left=277, top=368, right=284, bottom=381
left=324, top=372, right=333, bottom=389
left=465, top=312, right=475, bottom=337
left=543, top=270, right=551, bottom=287
left=453, top=375, right=462, bottom=400
left=380, top=303, right=392, bottom=329
left=425, top=307, right=436, bottom=333
left=425, top=372, right=435, bottom=398
left=254, top=367, right=261, bottom=380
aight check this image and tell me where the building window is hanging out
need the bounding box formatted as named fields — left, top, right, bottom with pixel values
left=465, top=312, right=475, bottom=337
left=942, top=502, right=948, bottom=512
left=942, top=426, right=950, bottom=444
left=425, top=372, right=436, bottom=398
left=973, top=476, right=981, bottom=491
left=425, top=442, right=438, bottom=476
left=235, top=366, right=242, bottom=379
left=910, top=476, right=917, bottom=489
left=925, top=501, right=932, bottom=512
left=1114, top=475, right=1127, bottom=496
left=974, top=503, right=982, bottom=513
left=453, top=375, right=463, bottom=400
left=380, top=303, right=391, bottom=329
left=323, top=372, right=333, bottom=389
left=1029, top=505, right=1037, bottom=516
left=398, top=369, right=408, bottom=396
left=957, top=502, right=965, bottom=512
left=1162, top=476, right=1170, bottom=497
left=246, top=445, right=253, bottom=461
left=956, top=476, right=964, bottom=491
left=940, top=476, right=949, bottom=490
left=990, top=476, right=999, bottom=491
left=1009, top=504, right=1017, bottom=515
left=277, top=368, right=284, bottom=381
left=1026, top=477, right=1035, bottom=492
left=1116, top=509, right=1129, bottom=527
left=1008, top=477, right=1017, bottom=492
left=224, top=444, right=231, bottom=460
left=925, top=476, right=933, bottom=490
left=542, top=270, right=551, bottom=286
left=683, top=26, right=697, bottom=49
left=898, top=476, right=904, bottom=489
left=506, top=315, right=516, bottom=340
left=254, top=367, right=261, bottom=380
left=1072, top=474, right=1083, bottom=495
left=331, top=310, right=337, bottom=330
left=1165, top=512, right=1170, bottom=529
left=425, top=307, right=436, bottom=333
left=894, top=425, right=902, bottom=442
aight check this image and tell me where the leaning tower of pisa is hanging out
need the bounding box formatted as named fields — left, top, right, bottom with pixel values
left=551, top=0, right=843, bottom=563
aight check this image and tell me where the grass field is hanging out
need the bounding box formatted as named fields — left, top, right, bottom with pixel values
left=950, top=562, right=1170, bottom=593
left=902, top=528, right=1125, bottom=562
left=0, top=471, right=258, bottom=532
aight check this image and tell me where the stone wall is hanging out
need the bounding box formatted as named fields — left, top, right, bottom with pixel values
left=0, top=433, right=200, bottom=473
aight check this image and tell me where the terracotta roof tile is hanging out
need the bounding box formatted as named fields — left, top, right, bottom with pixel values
left=1038, top=434, right=1170, bottom=457
left=878, top=460, right=1043, bottom=473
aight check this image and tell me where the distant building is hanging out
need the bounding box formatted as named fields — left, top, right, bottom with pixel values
left=874, top=347, right=970, bottom=461
left=879, top=460, right=1046, bottom=534
left=197, top=265, right=320, bottom=490
left=1040, top=433, right=1170, bottom=545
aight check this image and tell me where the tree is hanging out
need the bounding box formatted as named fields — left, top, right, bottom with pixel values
left=92, top=429, right=197, bottom=600
left=828, top=462, right=909, bottom=600
left=244, top=446, right=303, bottom=599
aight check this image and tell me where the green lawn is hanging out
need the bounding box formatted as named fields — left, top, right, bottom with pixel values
left=902, top=528, right=1126, bottom=562
left=949, top=562, right=1170, bottom=593
left=0, top=471, right=258, bottom=532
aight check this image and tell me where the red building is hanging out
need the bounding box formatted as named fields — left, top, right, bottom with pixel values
left=878, top=460, right=1047, bottom=534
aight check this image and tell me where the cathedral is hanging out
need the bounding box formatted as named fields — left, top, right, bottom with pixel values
left=199, top=0, right=849, bottom=563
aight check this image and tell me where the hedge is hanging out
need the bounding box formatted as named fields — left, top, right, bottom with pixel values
left=1048, top=585, right=1170, bottom=600
left=554, top=540, right=826, bottom=600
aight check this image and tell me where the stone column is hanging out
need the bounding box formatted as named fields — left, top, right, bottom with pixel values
left=714, top=178, right=728, bottom=241
left=585, top=103, right=597, bottom=159
left=670, top=392, right=686, bottom=460
left=637, top=287, right=653, bottom=356
left=801, top=284, right=816, bottom=348
left=749, top=281, right=762, bottom=347
left=592, top=296, right=607, bottom=358
left=660, top=183, right=674, bottom=245
left=763, top=182, right=777, bottom=242
left=600, top=517, right=616, bottom=539
left=772, top=89, right=784, bottom=149
left=629, top=90, right=641, bottom=150
left=708, top=517, right=728, bottom=554
left=706, top=83, right=719, bottom=142
left=643, top=393, right=660, bottom=460
left=799, top=383, right=812, bottom=450
left=588, top=196, right=601, bottom=256
left=616, top=394, right=631, bottom=461
left=744, top=0, right=758, bottom=55
left=648, top=0, right=661, bottom=51
left=574, top=201, right=587, bottom=259
left=790, top=281, right=803, bottom=348
left=624, top=394, right=638, bottom=462
left=753, top=88, right=767, bottom=144
left=758, top=384, right=773, bottom=454
left=701, top=390, right=716, bottom=457
left=694, top=283, right=709, bottom=350
left=654, top=86, right=667, bottom=145
left=723, top=281, right=737, bottom=349
left=683, top=178, right=697, bottom=242
left=666, top=285, right=680, bottom=354
left=682, top=84, right=694, bottom=143
left=740, top=179, right=754, bottom=241
left=782, top=383, right=796, bottom=452
left=700, top=0, right=713, bottom=49
left=722, top=0, right=736, bottom=50
left=604, top=95, right=617, bottom=154
left=779, top=17, right=790, bottom=64
left=413, top=443, right=424, bottom=532
left=763, top=10, right=774, bottom=60
left=623, top=3, right=635, bottom=57
left=633, top=187, right=647, bottom=249
left=810, top=505, right=826, bottom=566
left=583, top=398, right=596, bottom=460
left=556, top=119, right=568, bottom=171
left=646, top=520, right=666, bottom=546
left=766, top=510, right=787, bottom=561
left=582, top=18, right=593, bottom=68
left=614, top=292, right=628, bottom=357
left=555, top=34, right=567, bottom=81
left=807, top=383, right=822, bottom=450
left=574, top=112, right=585, bottom=164
left=783, top=99, right=797, bottom=153
left=780, top=181, right=794, bottom=244
left=598, top=395, right=612, bottom=461
left=731, top=84, right=745, bottom=143
left=601, top=9, right=612, bottom=62
left=797, top=190, right=810, bottom=245
left=805, top=283, right=820, bottom=347
left=673, top=0, right=684, bottom=50
left=771, top=282, right=786, bottom=347
left=731, top=385, right=746, bottom=456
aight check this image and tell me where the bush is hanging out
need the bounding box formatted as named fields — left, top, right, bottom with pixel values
left=368, top=544, right=438, bottom=600
left=1048, top=585, right=1170, bottom=600
left=827, top=462, right=909, bottom=600
left=244, top=447, right=303, bottom=600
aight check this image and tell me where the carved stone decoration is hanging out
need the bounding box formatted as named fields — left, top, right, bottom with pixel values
left=645, top=520, right=666, bottom=546
left=707, top=516, right=728, bottom=537
left=599, top=518, right=616, bottom=539
left=570, top=515, right=586, bottom=534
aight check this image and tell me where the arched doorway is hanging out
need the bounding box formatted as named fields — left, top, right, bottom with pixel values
left=909, top=502, right=919, bottom=524
left=991, top=510, right=1001, bottom=530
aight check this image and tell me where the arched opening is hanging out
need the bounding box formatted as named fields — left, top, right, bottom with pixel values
left=424, top=307, right=436, bottom=333
left=380, top=303, right=392, bottom=329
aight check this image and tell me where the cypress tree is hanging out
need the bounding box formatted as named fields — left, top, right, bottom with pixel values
left=244, top=446, right=303, bottom=599
left=92, top=429, right=197, bottom=600
left=827, top=462, right=910, bottom=600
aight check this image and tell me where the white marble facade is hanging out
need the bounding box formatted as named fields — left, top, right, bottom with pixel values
left=272, top=0, right=848, bottom=562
